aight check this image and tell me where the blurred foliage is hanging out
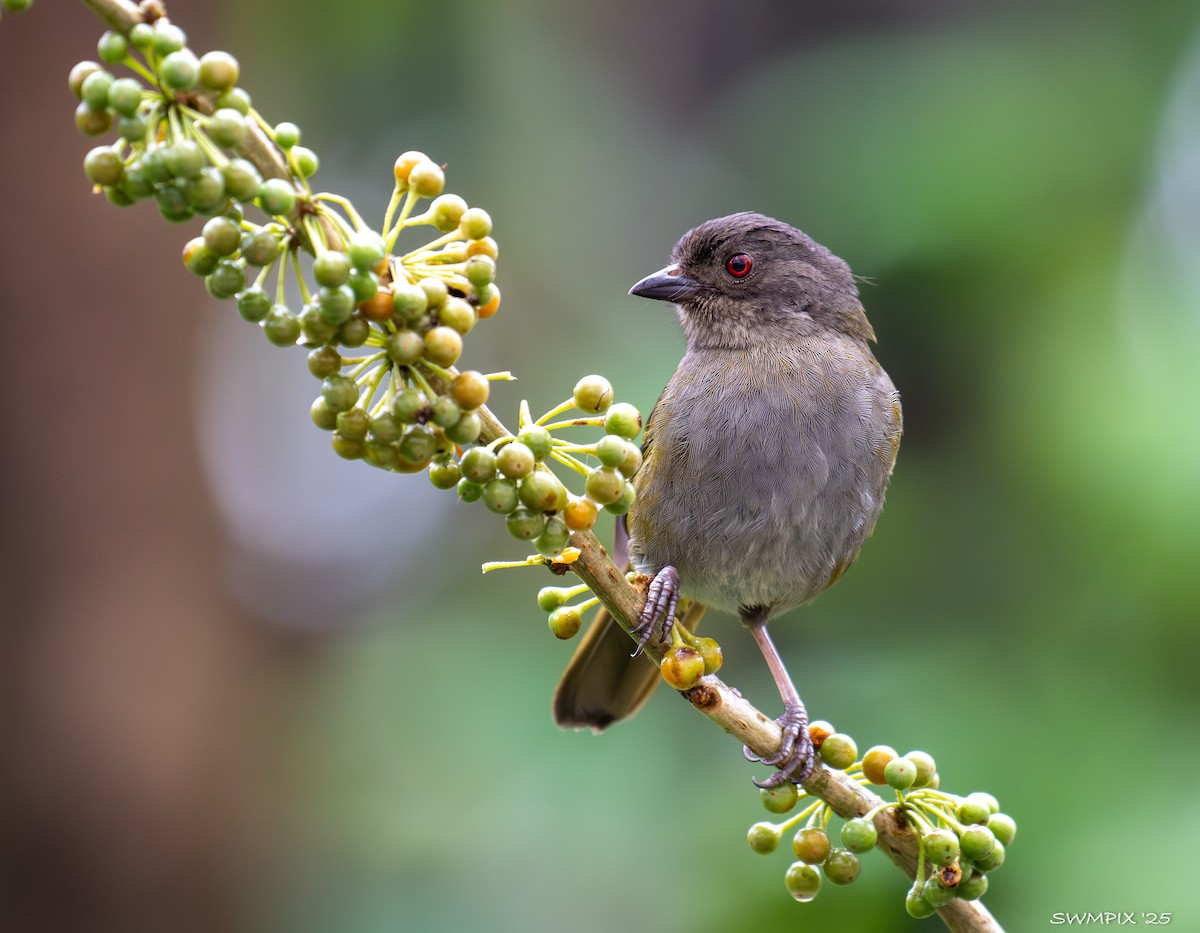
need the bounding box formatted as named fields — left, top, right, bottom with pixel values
left=5, top=0, right=1200, bottom=930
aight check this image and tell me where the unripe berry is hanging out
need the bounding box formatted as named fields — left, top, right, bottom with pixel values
left=548, top=606, right=582, bottom=639
left=791, top=827, right=831, bottom=864
left=784, top=862, right=821, bottom=902
left=573, top=375, right=613, bottom=413
left=861, top=745, right=897, bottom=785
left=747, top=822, right=781, bottom=855
left=659, top=646, right=704, bottom=690
left=818, top=733, right=857, bottom=770
left=759, top=782, right=798, bottom=815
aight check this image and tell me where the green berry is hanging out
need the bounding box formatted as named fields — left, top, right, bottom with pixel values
left=241, top=229, right=282, bottom=266
left=573, top=374, right=613, bottom=413
left=482, top=478, right=519, bottom=514
left=956, top=795, right=992, bottom=826
left=348, top=268, right=380, bottom=303
left=905, top=750, right=937, bottom=788
left=817, top=733, right=857, bottom=770
left=392, top=388, right=429, bottom=424
left=884, top=756, right=918, bottom=790
left=791, top=827, right=831, bottom=864
left=363, top=441, right=399, bottom=470
left=456, top=479, right=483, bottom=503
left=922, top=828, right=960, bottom=866
left=396, top=428, right=437, bottom=468
left=445, top=412, right=482, bottom=444
left=537, top=586, right=570, bottom=612
left=202, top=215, right=242, bottom=256
left=957, top=872, right=989, bottom=901
left=128, top=23, right=154, bottom=50
left=604, top=402, right=642, bottom=438
left=747, top=822, right=781, bottom=855
left=429, top=460, right=461, bottom=490
left=207, top=108, right=245, bottom=148
left=313, top=251, right=351, bottom=288
left=84, top=146, right=124, bottom=186
left=516, top=425, right=552, bottom=460
left=74, top=101, right=112, bottom=137
left=154, top=183, right=193, bottom=223
left=504, top=508, right=547, bottom=537
left=234, top=288, right=271, bottom=322
left=69, top=61, right=103, bottom=99
left=335, top=408, right=369, bottom=442
left=659, top=646, right=704, bottom=690
left=959, top=824, right=996, bottom=862
left=465, top=254, right=496, bottom=289
left=300, top=304, right=337, bottom=344
left=337, top=314, right=369, bottom=349
left=97, top=31, right=128, bottom=64
left=80, top=69, right=113, bottom=111
left=182, top=238, right=218, bottom=276
left=198, top=50, right=240, bottom=90
left=222, top=159, right=262, bottom=202
left=321, top=374, right=358, bottom=412
left=429, top=395, right=461, bottom=429
left=310, top=397, right=338, bottom=431
left=429, top=193, right=466, bottom=231
left=840, top=818, right=877, bottom=853
left=116, top=113, right=147, bottom=144
left=214, top=86, right=252, bottom=115
left=368, top=414, right=401, bottom=443
left=160, top=50, right=200, bottom=91
left=439, top=296, right=476, bottom=335
left=923, top=877, right=957, bottom=908
left=162, top=139, right=204, bottom=179
left=974, top=839, right=1005, bottom=872
left=595, top=434, right=629, bottom=468
left=205, top=259, right=245, bottom=299
left=331, top=433, right=364, bottom=460
left=184, top=167, right=228, bottom=213
left=496, top=442, right=535, bottom=479
left=408, top=160, right=444, bottom=198
left=861, top=745, right=897, bottom=785
left=460, top=447, right=497, bottom=484
left=385, top=329, right=423, bottom=365
left=273, top=121, right=301, bottom=149
left=257, top=177, right=297, bottom=216
left=291, top=145, right=319, bottom=178
left=347, top=229, right=386, bottom=270
left=584, top=467, right=624, bottom=505
left=521, top=471, right=566, bottom=513
left=548, top=606, right=582, bottom=639
left=391, top=283, right=428, bottom=322
left=972, top=792, right=1000, bottom=815
left=905, top=885, right=937, bottom=919
left=419, top=277, right=448, bottom=310
left=423, top=326, right=463, bottom=366
left=987, top=813, right=1017, bottom=847
left=459, top=206, right=492, bottom=240
left=306, top=345, right=341, bottom=379
left=152, top=21, right=187, bottom=55
left=821, top=848, right=860, bottom=885
left=603, top=481, right=635, bottom=515
left=784, top=862, right=821, bottom=903
left=262, top=306, right=300, bottom=346
left=317, top=285, right=355, bottom=325
left=759, top=783, right=798, bottom=815
left=535, top=515, right=571, bottom=556
left=694, top=636, right=723, bottom=675
left=108, top=76, right=143, bottom=117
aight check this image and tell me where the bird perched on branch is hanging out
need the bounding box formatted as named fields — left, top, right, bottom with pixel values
left=553, top=212, right=902, bottom=786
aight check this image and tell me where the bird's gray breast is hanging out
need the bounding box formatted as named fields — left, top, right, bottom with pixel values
left=628, top=338, right=899, bottom=618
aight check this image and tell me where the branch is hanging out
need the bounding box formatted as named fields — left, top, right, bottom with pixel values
left=567, top=530, right=1004, bottom=933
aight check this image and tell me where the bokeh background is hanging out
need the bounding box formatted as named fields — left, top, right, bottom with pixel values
left=2, top=1, right=1198, bottom=930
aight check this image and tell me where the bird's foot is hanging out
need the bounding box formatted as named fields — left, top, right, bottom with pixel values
left=631, top=565, right=680, bottom=656
left=744, top=702, right=816, bottom=787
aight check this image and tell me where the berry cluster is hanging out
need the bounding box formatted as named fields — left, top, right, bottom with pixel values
left=70, top=10, right=646, bottom=643
left=746, top=723, right=1013, bottom=917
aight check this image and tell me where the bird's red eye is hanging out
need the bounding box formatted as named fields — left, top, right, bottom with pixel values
left=725, top=253, right=753, bottom=278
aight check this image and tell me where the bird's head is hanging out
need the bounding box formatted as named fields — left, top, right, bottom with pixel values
left=630, top=212, right=875, bottom=349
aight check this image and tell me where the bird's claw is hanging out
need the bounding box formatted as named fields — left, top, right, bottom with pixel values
left=745, top=702, right=816, bottom=787
left=631, top=566, right=680, bottom=656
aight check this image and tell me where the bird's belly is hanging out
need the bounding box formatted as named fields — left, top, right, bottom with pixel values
left=627, top=347, right=896, bottom=617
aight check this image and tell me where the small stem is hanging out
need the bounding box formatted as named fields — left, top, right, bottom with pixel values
left=548, top=449, right=591, bottom=478
left=542, top=417, right=604, bottom=431
left=534, top=399, right=575, bottom=426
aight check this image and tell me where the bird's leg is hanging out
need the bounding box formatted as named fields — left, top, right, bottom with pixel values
left=742, top=610, right=816, bottom=786
left=631, top=565, right=680, bottom=656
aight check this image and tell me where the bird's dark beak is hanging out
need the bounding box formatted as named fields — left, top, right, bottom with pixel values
left=629, top=264, right=704, bottom=303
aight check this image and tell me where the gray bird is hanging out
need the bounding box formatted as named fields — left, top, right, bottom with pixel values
left=553, top=212, right=902, bottom=785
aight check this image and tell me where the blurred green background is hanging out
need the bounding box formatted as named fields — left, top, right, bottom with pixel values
left=2, top=1, right=1198, bottom=930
